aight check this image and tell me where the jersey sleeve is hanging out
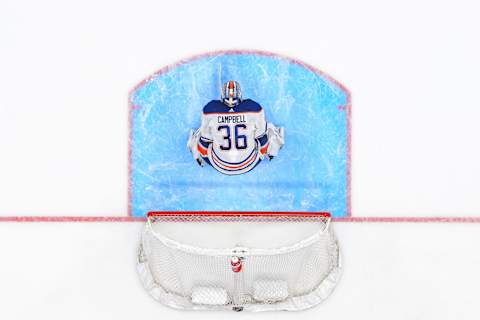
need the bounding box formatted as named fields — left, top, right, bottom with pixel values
left=197, top=112, right=213, bottom=158
left=199, top=113, right=213, bottom=141
left=254, top=108, right=269, bottom=156
left=254, top=108, right=267, bottom=138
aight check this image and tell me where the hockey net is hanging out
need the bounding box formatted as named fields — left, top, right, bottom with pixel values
left=137, top=211, right=341, bottom=312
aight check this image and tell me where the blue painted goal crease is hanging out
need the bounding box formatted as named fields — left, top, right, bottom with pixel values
left=129, top=51, right=350, bottom=218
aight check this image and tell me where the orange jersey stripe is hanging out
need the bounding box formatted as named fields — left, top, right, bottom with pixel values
left=197, top=144, right=208, bottom=156
left=260, top=143, right=269, bottom=154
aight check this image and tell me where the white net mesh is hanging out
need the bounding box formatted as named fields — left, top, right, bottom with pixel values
left=137, top=212, right=341, bottom=312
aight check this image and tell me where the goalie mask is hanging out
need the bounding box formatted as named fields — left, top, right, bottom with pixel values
left=221, top=81, right=242, bottom=107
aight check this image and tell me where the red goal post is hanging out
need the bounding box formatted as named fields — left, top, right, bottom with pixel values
left=147, top=211, right=331, bottom=224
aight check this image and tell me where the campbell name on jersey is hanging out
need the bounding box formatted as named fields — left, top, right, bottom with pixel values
left=198, top=99, right=267, bottom=174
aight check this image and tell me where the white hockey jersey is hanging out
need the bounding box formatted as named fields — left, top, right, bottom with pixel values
left=196, top=99, right=269, bottom=175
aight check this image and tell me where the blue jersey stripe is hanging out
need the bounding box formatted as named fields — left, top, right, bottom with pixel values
left=211, top=145, right=256, bottom=165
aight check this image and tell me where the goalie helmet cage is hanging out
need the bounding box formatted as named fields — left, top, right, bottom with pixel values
left=137, top=211, right=341, bottom=312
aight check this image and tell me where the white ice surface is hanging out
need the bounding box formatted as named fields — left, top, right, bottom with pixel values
left=0, top=222, right=479, bottom=319
left=1, top=0, right=480, bottom=216
left=1, top=1, right=480, bottom=318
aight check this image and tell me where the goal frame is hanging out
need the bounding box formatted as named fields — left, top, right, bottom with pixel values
left=147, top=211, right=331, bottom=217
left=138, top=210, right=340, bottom=312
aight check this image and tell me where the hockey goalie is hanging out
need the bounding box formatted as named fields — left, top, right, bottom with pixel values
left=187, top=81, right=285, bottom=175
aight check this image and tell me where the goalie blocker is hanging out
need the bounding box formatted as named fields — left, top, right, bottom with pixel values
left=137, top=211, right=341, bottom=312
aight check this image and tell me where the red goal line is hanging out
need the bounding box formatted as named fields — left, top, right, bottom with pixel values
left=0, top=215, right=480, bottom=223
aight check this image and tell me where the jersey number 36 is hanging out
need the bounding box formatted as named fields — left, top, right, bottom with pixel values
left=218, top=124, right=247, bottom=150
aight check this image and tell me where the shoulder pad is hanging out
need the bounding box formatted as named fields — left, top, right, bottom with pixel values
left=235, top=99, right=262, bottom=112
left=203, top=100, right=230, bottom=114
